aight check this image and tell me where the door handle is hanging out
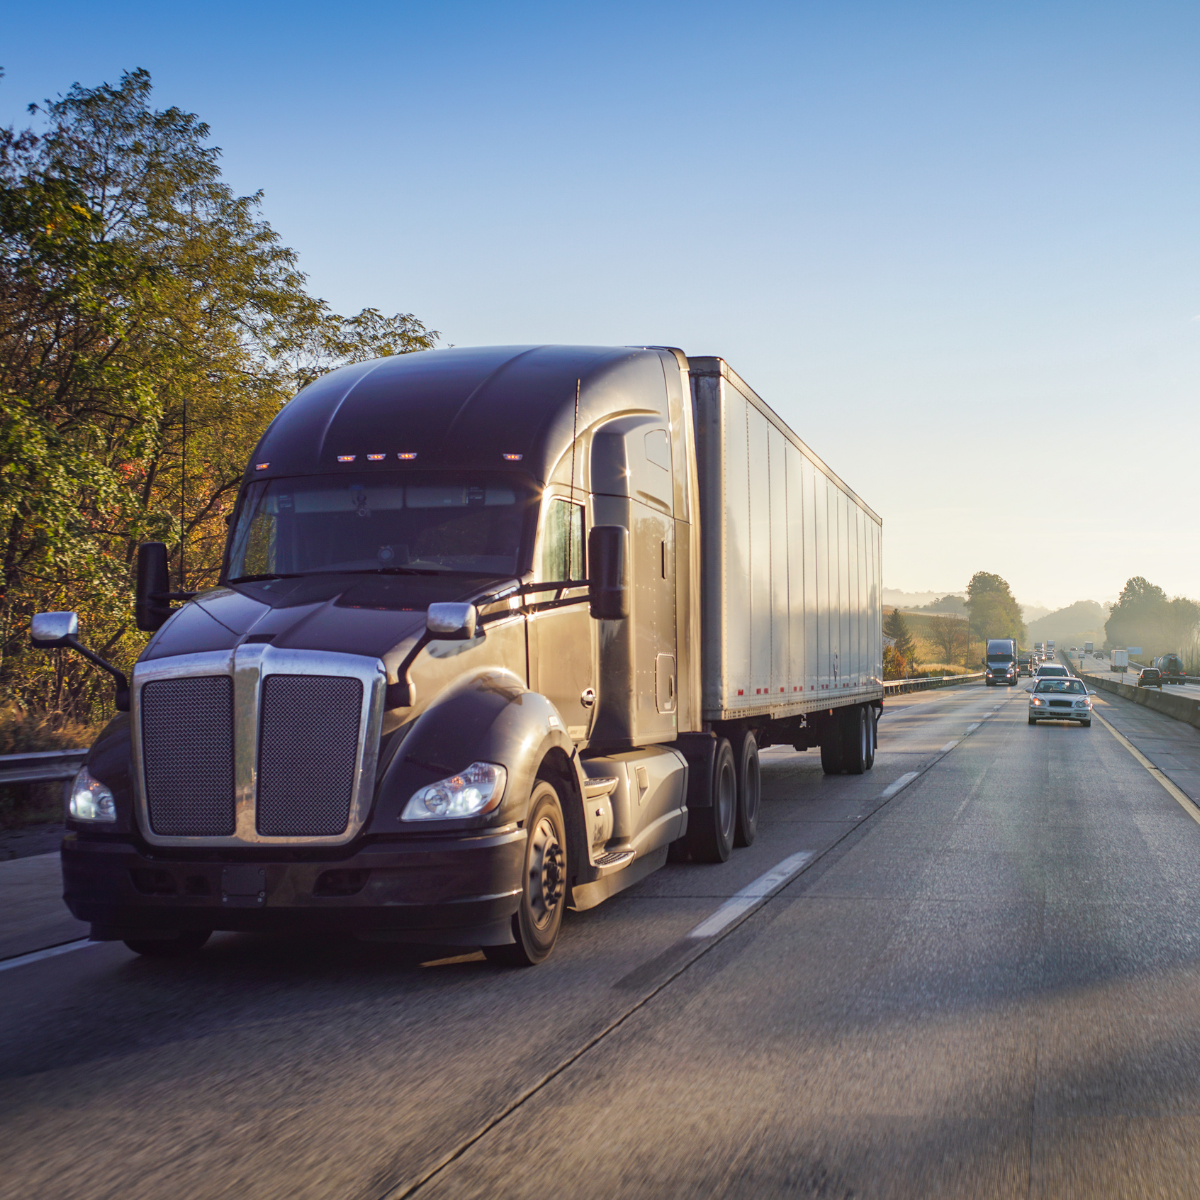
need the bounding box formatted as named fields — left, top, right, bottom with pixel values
left=581, top=687, right=596, bottom=708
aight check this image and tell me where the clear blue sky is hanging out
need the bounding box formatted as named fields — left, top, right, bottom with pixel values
left=5, top=0, right=1198, bottom=610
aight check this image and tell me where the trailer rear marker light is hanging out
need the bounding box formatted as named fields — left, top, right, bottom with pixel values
left=337, top=455, right=356, bottom=463
left=367, top=453, right=387, bottom=461
left=397, top=452, right=418, bottom=460
left=502, top=453, right=523, bottom=461
left=687, top=851, right=814, bottom=939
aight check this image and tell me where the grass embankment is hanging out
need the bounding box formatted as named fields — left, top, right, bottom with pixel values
left=0, top=707, right=102, bottom=831
left=898, top=610, right=980, bottom=672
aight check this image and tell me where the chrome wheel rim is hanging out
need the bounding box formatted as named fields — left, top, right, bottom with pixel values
left=527, top=815, right=564, bottom=929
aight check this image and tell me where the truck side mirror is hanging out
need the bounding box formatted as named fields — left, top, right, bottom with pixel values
left=588, top=526, right=628, bottom=620
left=136, top=542, right=173, bottom=631
left=427, top=602, right=477, bottom=640
left=31, top=611, right=79, bottom=648
left=30, top=612, right=129, bottom=711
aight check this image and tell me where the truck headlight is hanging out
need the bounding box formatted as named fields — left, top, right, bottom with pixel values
left=401, top=762, right=507, bottom=820
left=69, top=766, right=116, bottom=822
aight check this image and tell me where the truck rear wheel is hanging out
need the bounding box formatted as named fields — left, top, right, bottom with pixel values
left=865, top=706, right=877, bottom=769
left=484, top=781, right=567, bottom=967
left=842, top=706, right=868, bottom=775
left=820, top=720, right=844, bottom=774
left=686, top=738, right=736, bottom=863
left=733, top=731, right=761, bottom=847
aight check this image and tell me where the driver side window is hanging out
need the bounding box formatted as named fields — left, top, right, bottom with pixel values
left=541, top=500, right=585, bottom=582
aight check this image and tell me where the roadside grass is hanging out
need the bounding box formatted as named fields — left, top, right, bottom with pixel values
left=0, top=707, right=100, bottom=831
left=895, top=610, right=979, bottom=671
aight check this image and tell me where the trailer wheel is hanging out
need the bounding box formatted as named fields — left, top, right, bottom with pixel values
left=484, top=781, right=567, bottom=967
left=733, top=731, right=761, bottom=847
left=123, top=930, right=211, bottom=958
left=820, top=720, right=844, bottom=775
left=843, top=706, right=868, bottom=775
left=687, top=738, right=736, bottom=863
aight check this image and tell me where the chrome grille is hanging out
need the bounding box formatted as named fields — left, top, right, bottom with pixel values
left=141, top=676, right=236, bottom=836
left=256, top=675, right=363, bottom=836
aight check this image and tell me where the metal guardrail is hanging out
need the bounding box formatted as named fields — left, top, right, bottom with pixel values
left=884, top=671, right=985, bottom=694
left=0, top=749, right=87, bottom=786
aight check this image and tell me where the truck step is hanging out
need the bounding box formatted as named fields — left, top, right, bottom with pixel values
left=583, top=775, right=619, bottom=799
left=592, top=849, right=636, bottom=872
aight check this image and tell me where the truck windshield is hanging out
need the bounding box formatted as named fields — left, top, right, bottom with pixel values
left=227, top=473, right=532, bottom=580
left=987, top=654, right=1014, bottom=663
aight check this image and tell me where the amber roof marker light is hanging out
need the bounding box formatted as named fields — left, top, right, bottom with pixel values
left=366, top=453, right=387, bottom=462
left=337, top=455, right=356, bottom=463
left=502, top=453, right=523, bottom=461
left=397, top=452, right=418, bottom=461
left=254, top=462, right=270, bottom=470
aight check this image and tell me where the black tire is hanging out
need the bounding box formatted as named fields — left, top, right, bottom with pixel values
left=1082, top=720, right=1091, bottom=727
left=820, top=719, right=842, bottom=774
left=124, top=929, right=211, bottom=958
left=484, top=781, right=567, bottom=967
left=686, top=738, right=736, bottom=863
left=864, top=706, right=877, bottom=769
left=842, top=706, right=868, bottom=775
left=1028, top=716, right=1037, bottom=725
left=733, top=731, right=761, bottom=848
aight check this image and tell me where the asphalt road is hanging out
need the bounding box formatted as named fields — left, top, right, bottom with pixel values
left=1078, top=652, right=1198, bottom=696
left=5, top=679, right=1200, bottom=1198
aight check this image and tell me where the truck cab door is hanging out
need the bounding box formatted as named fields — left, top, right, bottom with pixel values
left=530, top=498, right=596, bottom=743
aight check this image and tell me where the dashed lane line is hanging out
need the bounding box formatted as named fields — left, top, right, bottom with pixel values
left=0, top=938, right=93, bottom=975
left=686, top=852, right=815, bottom=939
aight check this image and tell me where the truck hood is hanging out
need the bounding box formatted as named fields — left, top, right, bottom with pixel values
left=141, top=573, right=513, bottom=681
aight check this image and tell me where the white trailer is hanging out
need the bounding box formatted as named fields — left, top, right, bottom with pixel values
left=1112, top=649, right=1128, bottom=673
left=690, top=359, right=884, bottom=724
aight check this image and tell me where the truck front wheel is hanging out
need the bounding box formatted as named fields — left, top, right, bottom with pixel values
left=123, top=930, right=211, bottom=958
left=484, top=781, right=567, bottom=967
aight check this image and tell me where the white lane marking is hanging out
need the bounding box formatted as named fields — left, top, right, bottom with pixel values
left=966, top=722, right=980, bottom=732
left=939, top=740, right=959, bottom=753
left=0, top=938, right=94, bottom=975
left=881, top=771, right=919, bottom=799
left=1093, top=712, right=1200, bottom=828
left=686, top=851, right=813, bottom=939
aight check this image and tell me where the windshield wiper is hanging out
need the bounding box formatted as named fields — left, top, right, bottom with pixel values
left=228, top=573, right=303, bottom=583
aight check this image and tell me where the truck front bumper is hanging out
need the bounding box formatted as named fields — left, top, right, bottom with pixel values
left=62, top=826, right=526, bottom=946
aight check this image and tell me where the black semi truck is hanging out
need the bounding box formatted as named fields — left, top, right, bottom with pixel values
left=35, top=346, right=883, bottom=965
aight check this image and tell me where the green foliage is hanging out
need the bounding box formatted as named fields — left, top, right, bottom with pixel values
left=0, top=69, right=438, bottom=726
left=965, top=571, right=1026, bottom=648
left=883, top=608, right=917, bottom=665
left=1105, top=577, right=1200, bottom=665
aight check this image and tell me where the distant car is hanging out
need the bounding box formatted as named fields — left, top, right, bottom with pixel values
left=1137, top=667, right=1163, bottom=690
left=1035, top=663, right=1070, bottom=680
left=1029, top=677, right=1093, bottom=726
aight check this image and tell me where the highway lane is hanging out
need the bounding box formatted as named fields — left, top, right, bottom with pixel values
left=6, top=678, right=1199, bottom=1198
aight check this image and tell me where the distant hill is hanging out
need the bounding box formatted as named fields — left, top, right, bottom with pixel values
left=1021, top=604, right=1052, bottom=624
left=882, top=589, right=943, bottom=609
left=1027, top=600, right=1109, bottom=648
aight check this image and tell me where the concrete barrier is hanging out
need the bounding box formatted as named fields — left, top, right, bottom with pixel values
left=1081, top=670, right=1200, bottom=732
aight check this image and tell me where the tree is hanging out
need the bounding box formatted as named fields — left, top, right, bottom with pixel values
left=1105, top=577, right=1200, bottom=661
left=929, top=613, right=965, bottom=664
left=0, top=70, right=438, bottom=723
left=884, top=608, right=917, bottom=666
left=965, top=571, right=1026, bottom=650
